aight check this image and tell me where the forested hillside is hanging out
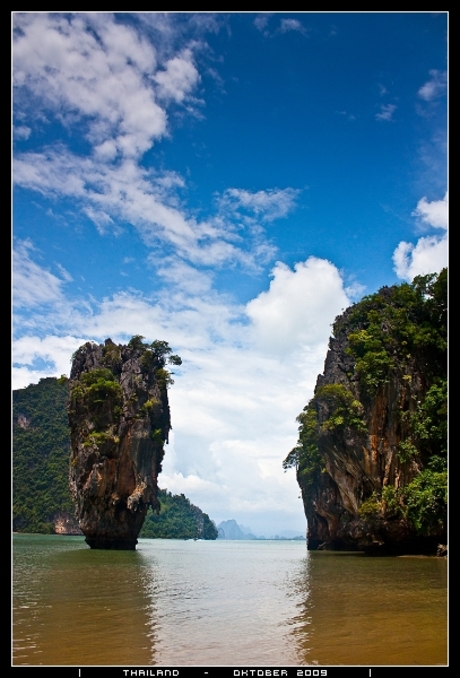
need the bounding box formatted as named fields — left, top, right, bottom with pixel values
left=13, top=377, right=76, bottom=533
left=140, top=490, right=218, bottom=539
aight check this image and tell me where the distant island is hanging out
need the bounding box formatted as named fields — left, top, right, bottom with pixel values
left=217, top=519, right=256, bottom=540
left=217, top=519, right=304, bottom=540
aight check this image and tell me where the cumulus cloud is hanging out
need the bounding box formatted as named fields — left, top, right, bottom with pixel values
left=411, top=191, right=448, bottom=229
left=418, top=69, right=447, bottom=102
left=157, top=255, right=350, bottom=532
left=153, top=49, right=200, bottom=103
left=13, top=335, right=87, bottom=388
left=392, top=235, right=447, bottom=281
left=246, top=257, right=350, bottom=354
left=393, top=193, right=448, bottom=280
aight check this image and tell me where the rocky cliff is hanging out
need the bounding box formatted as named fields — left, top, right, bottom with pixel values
left=68, top=336, right=181, bottom=549
left=285, top=271, right=447, bottom=555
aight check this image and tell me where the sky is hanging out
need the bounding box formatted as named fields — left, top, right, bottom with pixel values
left=12, top=12, right=448, bottom=537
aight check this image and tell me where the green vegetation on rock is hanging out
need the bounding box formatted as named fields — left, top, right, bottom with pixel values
left=284, top=270, right=447, bottom=553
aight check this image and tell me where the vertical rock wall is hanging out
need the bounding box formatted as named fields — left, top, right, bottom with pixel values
left=68, top=338, right=172, bottom=549
left=291, top=273, right=447, bottom=555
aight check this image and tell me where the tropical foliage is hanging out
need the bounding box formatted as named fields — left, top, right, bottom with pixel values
left=13, top=377, right=73, bottom=533
left=140, top=490, right=218, bottom=540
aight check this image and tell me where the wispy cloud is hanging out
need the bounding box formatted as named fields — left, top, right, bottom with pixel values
left=254, top=14, right=308, bottom=38
left=13, top=14, right=300, bottom=277
left=14, top=148, right=292, bottom=270
left=418, top=69, right=447, bottom=102
left=375, top=103, right=397, bottom=122
left=13, top=125, right=31, bottom=140
left=254, top=14, right=273, bottom=34
left=13, top=239, right=69, bottom=309
left=218, top=187, right=300, bottom=223
left=279, top=19, right=307, bottom=35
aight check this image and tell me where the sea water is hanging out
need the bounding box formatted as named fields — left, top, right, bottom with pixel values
left=12, top=534, right=447, bottom=666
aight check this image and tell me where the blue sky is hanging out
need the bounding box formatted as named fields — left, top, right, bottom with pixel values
left=12, top=12, right=447, bottom=536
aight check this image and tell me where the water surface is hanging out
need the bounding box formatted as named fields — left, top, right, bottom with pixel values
left=12, top=534, right=447, bottom=666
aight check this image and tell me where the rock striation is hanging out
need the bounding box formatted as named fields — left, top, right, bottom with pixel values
left=285, top=271, right=447, bottom=555
left=68, top=337, right=180, bottom=549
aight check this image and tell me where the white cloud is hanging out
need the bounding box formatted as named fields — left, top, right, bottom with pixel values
left=393, top=193, right=448, bottom=280
left=13, top=240, right=69, bottom=309
left=254, top=15, right=271, bottom=32
left=218, top=187, right=300, bottom=223
left=12, top=334, right=87, bottom=388
left=13, top=14, right=166, bottom=159
left=392, top=234, right=447, bottom=281
left=14, top=149, right=289, bottom=270
left=13, top=125, right=31, bottom=140
left=279, top=19, right=307, bottom=35
left=246, top=257, right=350, bottom=354
left=375, top=103, right=397, bottom=121
left=418, top=69, right=447, bottom=102
left=153, top=49, right=200, bottom=103
left=411, top=192, right=448, bottom=229
left=155, top=258, right=214, bottom=295
left=13, top=15, right=300, bottom=283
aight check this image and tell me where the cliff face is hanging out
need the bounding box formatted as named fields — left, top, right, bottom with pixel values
left=287, top=271, right=447, bottom=555
left=68, top=337, right=178, bottom=549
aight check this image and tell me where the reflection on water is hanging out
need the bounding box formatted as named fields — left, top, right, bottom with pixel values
left=13, top=535, right=447, bottom=666
left=13, top=534, right=156, bottom=665
left=289, top=551, right=447, bottom=666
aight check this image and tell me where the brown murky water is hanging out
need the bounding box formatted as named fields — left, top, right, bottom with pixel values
left=12, top=534, right=447, bottom=666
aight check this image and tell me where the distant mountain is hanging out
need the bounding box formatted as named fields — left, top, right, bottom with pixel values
left=272, top=529, right=305, bottom=539
left=217, top=519, right=256, bottom=540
